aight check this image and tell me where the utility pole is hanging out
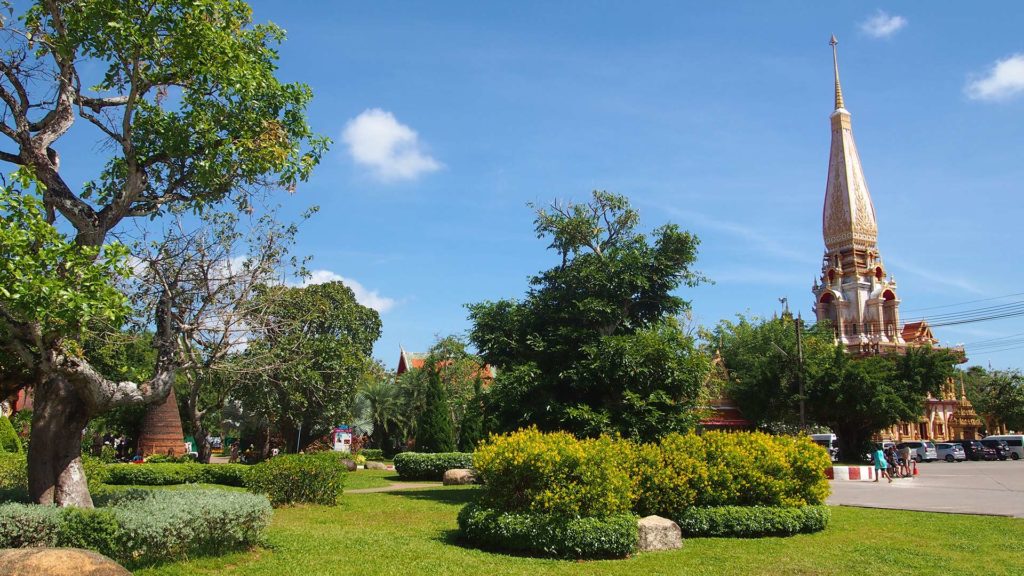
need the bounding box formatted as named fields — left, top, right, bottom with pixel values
left=795, top=312, right=806, bottom=431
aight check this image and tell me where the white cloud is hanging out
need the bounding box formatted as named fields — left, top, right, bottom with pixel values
left=859, top=10, right=907, bottom=39
left=341, top=108, right=442, bottom=181
left=966, top=54, right=1024, bottom=101
left=298, top=269, right=397, bottom=313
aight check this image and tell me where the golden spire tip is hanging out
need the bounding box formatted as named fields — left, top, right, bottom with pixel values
left=830, top=35, right=845, bottom=110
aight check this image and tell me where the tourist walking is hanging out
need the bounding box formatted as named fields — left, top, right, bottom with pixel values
left=873, top=446, right=891, bottom=483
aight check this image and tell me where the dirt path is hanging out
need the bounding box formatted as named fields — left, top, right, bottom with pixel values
left=347, top=482, right=442, bottom=494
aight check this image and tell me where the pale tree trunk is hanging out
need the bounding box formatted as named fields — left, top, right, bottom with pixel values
left=28, top=376, right=94, bottom=507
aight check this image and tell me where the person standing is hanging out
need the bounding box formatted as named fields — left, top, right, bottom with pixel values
left=899, top=444, right=913, bottom=477
left=874, top=446, right=891, bottom=483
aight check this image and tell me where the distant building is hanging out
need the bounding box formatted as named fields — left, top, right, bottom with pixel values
left=396, top=346, right=496, bottom=383
left=810, top=38, right=974, bottom=442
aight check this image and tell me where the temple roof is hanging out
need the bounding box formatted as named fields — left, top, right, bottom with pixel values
left=822, top=36, right=878, bottom=253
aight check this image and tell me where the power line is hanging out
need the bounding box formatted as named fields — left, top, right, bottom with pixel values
left=900, top=291, right=1024, bottom=314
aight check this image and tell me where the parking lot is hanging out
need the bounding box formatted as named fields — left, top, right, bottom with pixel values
left=828, top=459, right=1024, bottom=517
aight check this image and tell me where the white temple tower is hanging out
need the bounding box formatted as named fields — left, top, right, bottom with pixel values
left=812, top=36, right=905, bottom=354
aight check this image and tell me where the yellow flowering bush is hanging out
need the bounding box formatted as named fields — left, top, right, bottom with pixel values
left=473, top=427, right=633, bottom=517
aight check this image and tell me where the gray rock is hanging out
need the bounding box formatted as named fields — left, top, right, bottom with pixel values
left=0, top=548, right=131, bottom=576
left=442, top=468, right=476, bottom=485
left=341, top=458, right=357, bottom=471
left=365, top=460, right=387, bottom=470
left=637, top=515, right=683, bottom=552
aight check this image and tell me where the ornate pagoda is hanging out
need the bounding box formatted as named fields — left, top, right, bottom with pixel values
left=811, top=36, right=905, bottom=355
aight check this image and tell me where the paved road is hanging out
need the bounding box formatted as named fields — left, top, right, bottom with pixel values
left=828, top=459, right=1024, bottom=517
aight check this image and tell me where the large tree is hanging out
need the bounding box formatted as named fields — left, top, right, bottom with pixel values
left=713, top=315, right=958, bottom=459
left=467, top=191, right=710, bottom=441
left=962, top=367, right=1024, bottom=433
left=239, top=282, right=381, bottom=453
left=0, top=0, right=325, bottom=506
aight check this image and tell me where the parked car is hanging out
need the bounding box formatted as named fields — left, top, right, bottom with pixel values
left=952, top=439, right=997, bottom=461
left=980, top=439, right=1012, bottom=461
left=810, top=433, right=839, bottom=462
left=934, top=442, right=967, bottom=462
left=983, top=434, right=1023, bottom=460
left=896, top=441, right=938, bottom=462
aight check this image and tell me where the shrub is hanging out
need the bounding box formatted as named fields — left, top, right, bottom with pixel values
left=0, top=416, right=21, bottom=453
left=393, top=452, right=474, bottom=481
left=674, top=505, right=831, bottom=537
left=360, top=448, right=384, bottom=461
left=457, top=503, right=637, bottom=559
left=0, top=488, right=272, bottom=567
left=473, top=428, right=633, bottom=517
left=414, top=369, right=457, bottom=453
left=104, top=462, right=249, bottom=487
left=246, top=453, right=345, bottom=506
left=0, top=452, right=27, bottom=501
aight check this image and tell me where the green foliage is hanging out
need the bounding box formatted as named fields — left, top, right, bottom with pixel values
left=239, top=281, right=382, bottom=451
left=458, top=379, right=486, bottom=452
left=104, top=463, right=249, bottom=487
left=0, top=417, right=21, bottom=453
left=674, top=505, right=831, bottom=537
left=473, top=428, right=633, bottom=517
left=467, top=191, right=709, bottom=440
left=457, top=503, right=638, bottom=559
left=0, top=489, right=272, bottom=567
left=246, top=454, right=346, bottom=506
left=714, top=315, right=959, bottom=460
left=359, top=449, right=384, bottom=461
left=963, top=367, right=1024, bottom=432
left=414, top=368, right=456, bottom=453
left=392, top=452, right=474, bottom=481
left=0, top=179, right=130, bottom=338
left=0, top=452, right=27, bottom=502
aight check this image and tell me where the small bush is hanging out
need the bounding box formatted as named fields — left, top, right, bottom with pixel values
left=473, top=428, right=633, bottom=517
left=0, top=416, right=21, bottom=453
left=0, top=452, right=27, bottom=501
left=674, top=505, right=831, bottom=538
left=360, top=448, right=384, bottom=461
left=104, top=462, right=249, bottom=487
left=393, top=452, right=473, bottom=481
left=0, top=488, right=272, bottom=567
left=246, top=453, right=345, bottom=506
left=458, top=503, right=637, bottom=559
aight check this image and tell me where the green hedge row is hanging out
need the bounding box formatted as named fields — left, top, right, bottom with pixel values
left=674, top=505, right=831, bottom=538
left=0, top=453, right=107, bottom=502
left=457, top=503, right=638, bottom=559
left=359, top=448, right=384, bottom=461
left=0, top=417, right=21, bottom=453
left=0, top=488, right=272, bottom=567
left=105, top=462, right=249, bottom=487
left=393, top=452, right=473, bottom=480
left=246, top=453, right=346, bottom=506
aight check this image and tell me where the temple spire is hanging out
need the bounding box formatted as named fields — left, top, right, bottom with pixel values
left=830, top=34, right=845, bottom=110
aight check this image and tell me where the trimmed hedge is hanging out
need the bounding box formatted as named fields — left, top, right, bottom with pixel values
left=0, top=488, right=272, bottom=567
left=104, top=462, right=249, bottom=487
left=473, top=428, right=632, bottom=517
left=393, top=452, right=473, bottom=480
left=0, top=453, right=107, bottom=502
left=674, top=505, right=831, bottom=537
left=360, top=448, right=384, bottom=461
left=458, top=503, right=638, bottom=559
left=246, top=453, right=346, bottom=506
left=0, top=416, right=21, bottom=453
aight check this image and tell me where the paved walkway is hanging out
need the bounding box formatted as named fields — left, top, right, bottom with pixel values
left=347, top=482, right=442, bottom=494
left=827, top=459, right=1024, bottom=517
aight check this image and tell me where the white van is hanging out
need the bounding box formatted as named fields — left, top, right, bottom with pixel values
left=983, top=434, right=1023, bottom=460
left=810, top=433, right=839, bottom=462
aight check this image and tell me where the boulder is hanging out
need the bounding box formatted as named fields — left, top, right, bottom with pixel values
left=341, top=458, right=357, bottom=471
left=442, top=468, right=476, bottom=485
left=0, top=548, right=131, bottom=576
left=365, top=461, right=388, bottom=470
left=637, top=515, right=683, bottom=552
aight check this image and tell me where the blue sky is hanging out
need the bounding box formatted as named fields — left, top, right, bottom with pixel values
left=57, top=2, right=1024, bottom=369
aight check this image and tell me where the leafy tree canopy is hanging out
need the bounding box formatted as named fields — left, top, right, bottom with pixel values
left=468, top=191, right=710, bottom=441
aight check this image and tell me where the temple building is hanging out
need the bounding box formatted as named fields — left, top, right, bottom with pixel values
left=810, top=37, right=972, bottom=442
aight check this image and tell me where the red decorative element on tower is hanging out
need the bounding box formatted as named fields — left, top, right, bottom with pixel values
left=137, top=387, right=186, bottom=457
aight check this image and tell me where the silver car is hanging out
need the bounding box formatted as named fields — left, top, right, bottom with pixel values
left=935, top=442, right=966, bottom=462
left=897, top=441, right=938, bottom=462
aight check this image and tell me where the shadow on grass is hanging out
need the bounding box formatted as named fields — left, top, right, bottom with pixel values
left=389, top=487, right=478, bottom=506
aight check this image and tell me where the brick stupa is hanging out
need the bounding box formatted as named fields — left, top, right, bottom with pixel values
left=137, top=387, right=186, bottom=457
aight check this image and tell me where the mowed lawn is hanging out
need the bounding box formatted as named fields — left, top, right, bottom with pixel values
left=137, top=485, right=1023, bottom=576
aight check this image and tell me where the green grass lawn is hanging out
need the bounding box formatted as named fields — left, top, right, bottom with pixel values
left=136, top=486, right=1023, bottom=576
left=344, top=468, right=405, bottom=490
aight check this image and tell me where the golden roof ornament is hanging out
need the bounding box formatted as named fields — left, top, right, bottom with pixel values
left=830, top=35, right=845, bottom=110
